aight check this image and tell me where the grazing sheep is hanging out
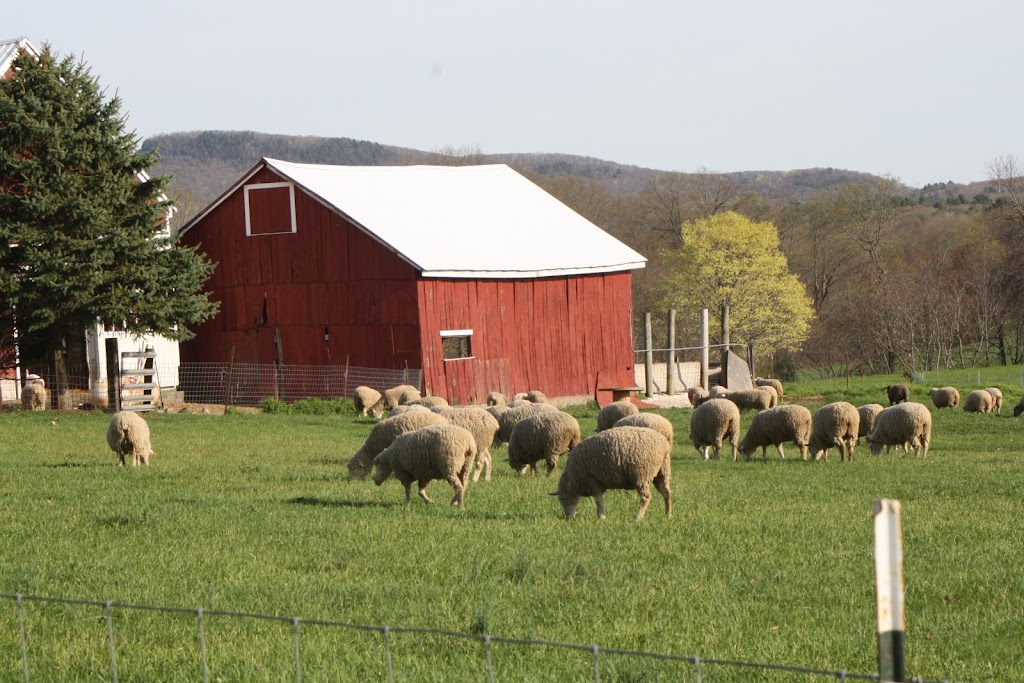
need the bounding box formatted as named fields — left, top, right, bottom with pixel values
left=485, top=403, right=511, bottom=421
left=724, top=388, right=773, bottom=413
left=984, top=387, right=1003, bottom=413
left=857, top=404, right=885, bottom=438
left=495, top=402, right=560, bottom=446
left=809, top=402, right=861, bottom=463
left=406, top=396, right=449, bottom=409
left=1014, top=395, right=1024, bottom=417
left=755, top=384, right=780, bottom=407
left=512, top=392, right=528, bottom=401
left=755, top=377, right=784, bottom=399
left=963, top=389, right=994, bottom=414
left=884, top=384, right=910, bottom=406
left=928, top=386, right=960, bottom=409
left=525, top=390, right=548, bottom=404
left=21, top=383, right=48, bottom=411
left=613, top=412, right=674, bottom=448
left=486, top=392, right=507, bottom=406
left=352, top=386, right=382, bottom=417
left=431, top=406, right=500, bottom=481
left=709, top=385, right=732, bottom=399
left=550, top=426, right=672, bottom=521
left=372, top=424, right=477, bottom=507
left=687, top=386, right=710, bottom=408
left=388, top=404, right=431, bottom=418
left=507, top=411, right=582, bottom=476
left=866, top=402, right=932, bottom=457
left=367, top=384, right=422, bottom=418
left=738, top=404, right=813, bottom=461
left=106, top=410, right=155, bottom=466
left=688, top=398, right=741, bottom=461
left=596, top=400, right=639, bottom=431
left=347, top=410, right=449, bottom=480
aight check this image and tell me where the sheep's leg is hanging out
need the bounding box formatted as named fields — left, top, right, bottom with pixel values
left=417, top=480, right=434, bottom=505
left=482, top=452, right=492, bottom=481
left=402, top=482, right=413, bottom=505
left=798, top=443, right=808, bottom=461
left=594, top=492, right=607, bottom=520
left=448, top=476, right=465, bottom=507
left=776, top=444, right=786, bottom=460
left=545, top=456, right=557, bottom=477
left=634, top=483, right=652, bottom=522
left=653, top=474, right=672, bottom=518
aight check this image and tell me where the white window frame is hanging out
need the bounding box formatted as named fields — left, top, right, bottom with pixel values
left=244, top=182, right=297, bottom=236
left=440, top=329, right=474, bottom=361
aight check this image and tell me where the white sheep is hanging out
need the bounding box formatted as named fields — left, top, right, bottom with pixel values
left=367, top=384, right=422, bottom=418
left=352, top=386, right=382, bottom=417
left=963, top=389, right=994, bottom=414
left=809, top=402, right=860, bottom=463
left=613, top=412, right=674, bottom=448
left=106, top=410, right=156, bottom=466
left=857, top=404, right=885, bottom=438
left=430, top=406, right=500, bottom=482
left=686, top=386, right=710, bottom=408
left=486, top=392, right=507, bottom=406
left=724, top=388, right=773, bottom=413
left=550, top=426, right=672, bottom=521
left=507, top=410, right=581, bottom=476
left=372, top=424, right=477, bottom=507
left=525, top=390, right=548, bottom=403
left=512, top=392, right=528, bottom=401
left=866, top=402, right=932, bottom=457
left=928, top=386, right=960, bottom=410
left=596, top=400, right=639, bottom=431
left=347, top=410, right=449, bottom=480
left=689, top=398, right=742, bottom=461
left=738, top=404, right=813, bottom=461
left=709, top=385, right=732, bottom=399
left=406, top=396, right=449, bottom=409
left=984, top=387, right=1003, bottom=413
left=21, top=383, right=48, bottom=411
left=755, top=383, right=780, bottom=407
left=495, top=402, right=559, bottom=446
left=754, top=377, right=784, bottom=398
left=388, top=404, right=431, bottom=418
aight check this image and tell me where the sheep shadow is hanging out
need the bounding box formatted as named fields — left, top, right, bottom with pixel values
left=286, top=496, right=390, bottom=509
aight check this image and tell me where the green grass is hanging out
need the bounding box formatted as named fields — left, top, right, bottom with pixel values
left=2, top=380, right=1022, bottom=681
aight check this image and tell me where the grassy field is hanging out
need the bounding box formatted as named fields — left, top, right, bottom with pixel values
left=1, top=372, right=1022, bottom=681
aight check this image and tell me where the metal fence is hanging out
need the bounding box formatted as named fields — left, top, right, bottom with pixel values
left=0, top=363, right=423, bottom=409
left=177, top=363, right=423, bottom=406
left=3, top=592, right=958, bottom=683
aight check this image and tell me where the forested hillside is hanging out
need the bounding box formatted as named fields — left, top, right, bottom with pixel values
left=144, top=130, right=1024, bottom=377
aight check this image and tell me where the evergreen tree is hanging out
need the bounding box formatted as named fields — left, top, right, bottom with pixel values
left=0, top=44, right=218, bottom=403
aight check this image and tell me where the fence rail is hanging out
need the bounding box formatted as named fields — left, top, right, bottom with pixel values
left=3, top=592, right=957, bottom=683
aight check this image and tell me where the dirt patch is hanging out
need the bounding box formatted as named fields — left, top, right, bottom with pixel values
left=785, top=395, right=826, bottom=404
left=162, top=402, right=262, bottom=415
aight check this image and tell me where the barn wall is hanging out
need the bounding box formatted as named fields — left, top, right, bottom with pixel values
left=417, top=273, right=636, bottom=404
left=179, top=167, right=422, bottom=378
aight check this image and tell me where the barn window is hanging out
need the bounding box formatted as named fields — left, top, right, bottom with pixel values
left=441, top=329, right=473, bottom=360
left=244, top=182, right=297, bottom=236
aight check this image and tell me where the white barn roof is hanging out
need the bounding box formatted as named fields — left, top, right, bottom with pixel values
left=186, top=158, right=646, bottom=279
left=0, top=37, right=39, bottom=75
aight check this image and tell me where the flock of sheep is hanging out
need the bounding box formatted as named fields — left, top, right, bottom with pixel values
left=89, top=375, right=1021, bottom=520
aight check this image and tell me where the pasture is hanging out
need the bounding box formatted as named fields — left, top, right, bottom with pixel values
left=1, top=374, right=1022, bottom=681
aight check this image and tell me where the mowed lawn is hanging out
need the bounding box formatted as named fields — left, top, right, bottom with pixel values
left=1, top=376, right=1022, bottom=682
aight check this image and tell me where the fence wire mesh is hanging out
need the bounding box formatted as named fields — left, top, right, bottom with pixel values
left=3, top=593, right=959, bottom=683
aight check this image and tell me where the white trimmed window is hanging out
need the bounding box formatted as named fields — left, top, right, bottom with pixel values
left=244, top=182, right=297, bottom=236
left=441, top=329, right=473, bottom=360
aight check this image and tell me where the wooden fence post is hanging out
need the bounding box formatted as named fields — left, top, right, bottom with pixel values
left=644, top=313, right=653, bottom=397
left=874, top=499, right=906, bottom=682
left=699, top=309, right=709, bottom=391
left=666, top=309, right=676, bottom=396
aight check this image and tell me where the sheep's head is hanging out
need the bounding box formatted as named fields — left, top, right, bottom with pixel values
left=866, top=434, right=884, bottom=456
left=347, top=450, right=370, bottom=480
left=141, top=448, right=156, bottom=465
left=550, top=490, right=579, bottom=519
left=367, top=398, right=387, bottom=419
left=371, top=452, right=393, bottom=486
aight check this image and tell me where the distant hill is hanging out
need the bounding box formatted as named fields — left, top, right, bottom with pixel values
left=142, top=130, right=994, bottom=219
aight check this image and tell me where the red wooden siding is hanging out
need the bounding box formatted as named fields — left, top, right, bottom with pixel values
left=417, top=273, right=635, bottom=404
left=180, top=167, right=422, bottom=383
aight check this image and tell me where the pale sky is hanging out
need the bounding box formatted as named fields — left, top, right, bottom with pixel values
left=7, top=1, right=1024, bottom=188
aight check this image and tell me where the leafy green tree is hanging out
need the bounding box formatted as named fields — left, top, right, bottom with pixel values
left=660, top=212, right=813, bottom=356
left=0, top=44, right=218, bottom=403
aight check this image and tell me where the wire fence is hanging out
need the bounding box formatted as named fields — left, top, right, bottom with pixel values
left=0, top=363, right=423, bottom=409
left=2, top=592, right=959, bottom=683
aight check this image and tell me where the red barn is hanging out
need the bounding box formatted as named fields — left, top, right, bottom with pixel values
left=178, top=158, right=645, bottom=404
